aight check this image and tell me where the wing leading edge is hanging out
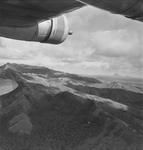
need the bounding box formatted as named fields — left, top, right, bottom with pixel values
left=1, top=0, right=143, bottom=27
left=77, top=0, right=143, bottom=21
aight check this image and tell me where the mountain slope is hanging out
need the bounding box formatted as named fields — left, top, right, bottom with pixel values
left=0, top=63, right=143, bottom=150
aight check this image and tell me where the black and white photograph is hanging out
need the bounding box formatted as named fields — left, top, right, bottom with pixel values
left=0, top=0, right=143, bottom=150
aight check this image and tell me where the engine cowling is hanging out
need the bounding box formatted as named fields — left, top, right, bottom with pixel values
left=0, top=15, right=69, bottom=44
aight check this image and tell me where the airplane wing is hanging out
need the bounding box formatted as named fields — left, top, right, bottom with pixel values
left=1, top=0, right=143, bottom=45
left=77, top=0, right=143, bottom=21
left=0, top=0, right=84, bottom=27
left=1, top=0, right=143, bottom=27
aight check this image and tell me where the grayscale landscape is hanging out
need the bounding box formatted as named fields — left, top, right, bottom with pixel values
left=0, top=63, right=143, bottom=150
left=0, top=0, right=143, bottom=150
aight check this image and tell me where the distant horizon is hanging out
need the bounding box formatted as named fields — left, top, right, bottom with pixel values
left=0, top=62, right=142, bottom=80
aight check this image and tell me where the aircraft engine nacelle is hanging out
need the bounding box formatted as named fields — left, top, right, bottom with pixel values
left=0, top=15, right=69, bottom=44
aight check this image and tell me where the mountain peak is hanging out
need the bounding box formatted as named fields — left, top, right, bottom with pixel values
left=0, top=63, right=16, bottom=70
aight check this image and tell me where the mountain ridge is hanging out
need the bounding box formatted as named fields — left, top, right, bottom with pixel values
left=0, top=63, right=143, bottom=150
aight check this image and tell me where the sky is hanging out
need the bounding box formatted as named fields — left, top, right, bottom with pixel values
left=0, top=6, right=143, bottom=78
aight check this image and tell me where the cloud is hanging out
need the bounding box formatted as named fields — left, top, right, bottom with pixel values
left=91, top=29, right=141, bottom=58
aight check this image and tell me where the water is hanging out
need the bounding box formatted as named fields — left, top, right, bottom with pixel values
left=0, top=79, right=18, bottom=96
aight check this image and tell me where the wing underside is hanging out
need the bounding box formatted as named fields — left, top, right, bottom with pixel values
left=0, top=0, right=84, bottom=27
left=78, top=0, right=143, bottom=22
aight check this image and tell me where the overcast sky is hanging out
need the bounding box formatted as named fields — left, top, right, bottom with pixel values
left=0, top=6, right=143, bottom=78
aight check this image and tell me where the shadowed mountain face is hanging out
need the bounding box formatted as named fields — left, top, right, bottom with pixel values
left=0, top=63, right=143, bottom=150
